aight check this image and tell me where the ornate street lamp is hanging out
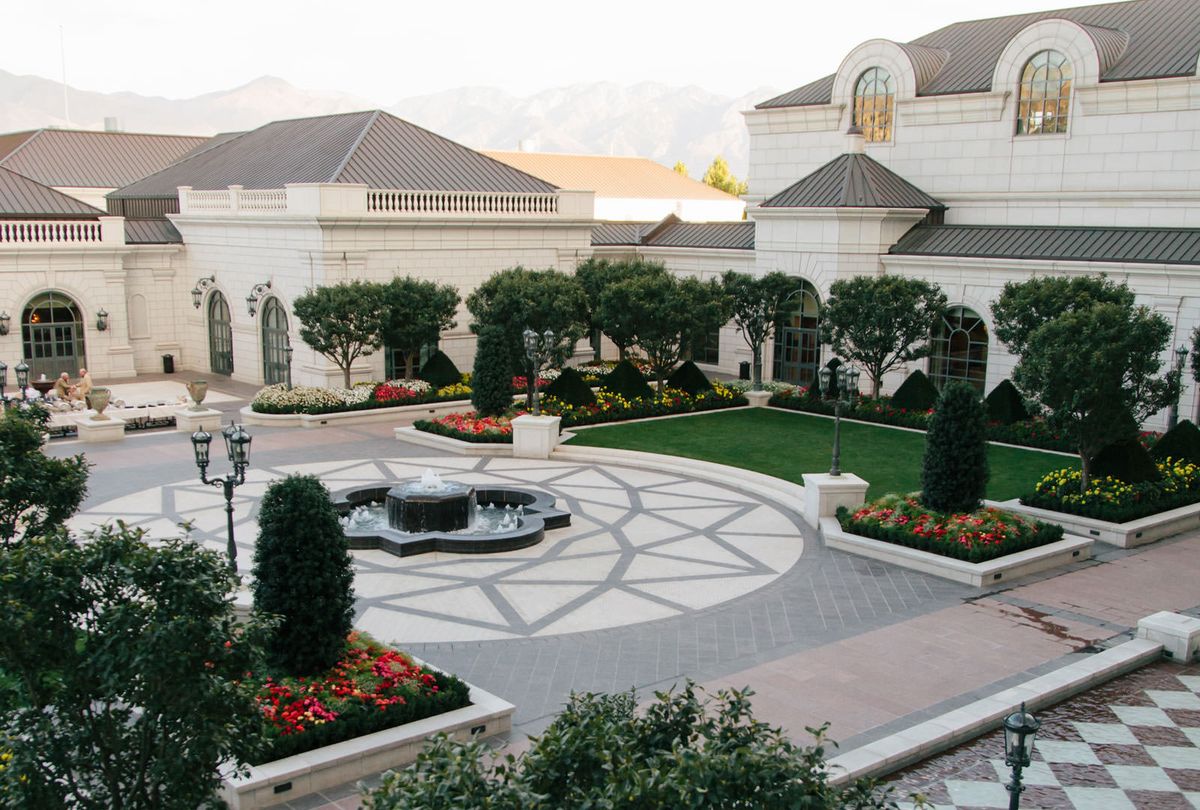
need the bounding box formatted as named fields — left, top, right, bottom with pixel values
left=191, top=276, right=216, bottom=309
left=1003, top=702, right=1040, bottom=810
left=192, top=422, right=253, bottom=572
left=522, top=327, right=555, bottom=416
left=817, top=363, right=860, bottom=477
left=285, top=344, right=294, bottom=390
left=95, top=308, right=109, bottom=331
left=0, top=360, right=8, bottom=406
left=1168, top=344, right=1190, bottom=431
left=14, top=361, right=29, bottom=402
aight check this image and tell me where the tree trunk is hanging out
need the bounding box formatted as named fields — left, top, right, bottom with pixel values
left=342, top=367, right=352, bottom=388
left=1079, top=450, right=1091, bottom=493
left=871, top=373, right=881, bottom=398
left=404, top=353, right=417, bottom=380
left=751, top=345, right=762, bottom=391
left=655, top=370, right=665, bottom=397
left=618, top=344, right=627, bottom=361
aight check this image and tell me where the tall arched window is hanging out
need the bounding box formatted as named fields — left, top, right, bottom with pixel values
left=207, top=291, right=234, bottom=376
left=1016, top=50, right=1072, bottom=135
left=772, top=281, right=821, bottom=386
left=853, top=67, right=894, bottom=143
left=260, top=297, right=290, bottom=385
left=928, top=307, right=988, bottom=393
left=22, top=291, right=85, bottom=380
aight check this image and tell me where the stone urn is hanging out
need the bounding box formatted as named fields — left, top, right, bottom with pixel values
left=186, top=379, right=209, bottom=412
left=89, top=387, right=112, bottom=421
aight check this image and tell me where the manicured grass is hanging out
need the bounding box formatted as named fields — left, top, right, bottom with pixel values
left=565, top=407, right=1077, bottom=501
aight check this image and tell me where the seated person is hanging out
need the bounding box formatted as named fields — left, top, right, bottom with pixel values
left=72, top=368, right=93, bottom=403
left=52, top=372, right=75, bottom=400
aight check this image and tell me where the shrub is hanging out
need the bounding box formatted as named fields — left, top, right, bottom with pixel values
left=1023, top=459, right=1199, bottom=522
left=543, top=366, right=596, bottom=407
left=0, top=403, right=89, bottom=547
left=921, top=381, right=989, bottom=513
left=601, top=358, right=654, bottom=400
left=1152, top=420, right=1200, bottom=465
left=985, top=379, right=1030, bottom=424
left=890, top=369, right=939, bottom=411
left=252, top=475, right=355, bottom=675
left=1090, top=437, right=1161, bottom=484
left=471, top=325, right=515, bottom=417
left=666, top=359, right=713, bottom=395
left=418, top=350, right=463, bottom=389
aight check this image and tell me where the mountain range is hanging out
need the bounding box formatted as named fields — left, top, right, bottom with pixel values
left=0, top=71, right=778, bottom=177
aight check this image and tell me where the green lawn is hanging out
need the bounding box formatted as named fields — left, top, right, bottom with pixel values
left=565, top=408, right=1077, bottom=501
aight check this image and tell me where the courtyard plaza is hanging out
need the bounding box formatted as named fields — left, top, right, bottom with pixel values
left=47, top=377, right=1200, bottom=809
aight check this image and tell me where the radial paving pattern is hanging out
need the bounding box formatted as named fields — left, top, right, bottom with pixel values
left=71, top=455, right=805, bottom=643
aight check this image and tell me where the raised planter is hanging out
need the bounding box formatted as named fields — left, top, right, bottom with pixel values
left=819, top=516, right=1093, bottom=587
left=986, top=498, right=1200, bottom=549
left=241, top=398, right=472, bottom=429
left=220, top=675, right=514, bottom=809
left=395, top=425, right=512, bottom=455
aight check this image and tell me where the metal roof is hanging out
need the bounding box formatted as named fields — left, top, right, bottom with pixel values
left=760, top=153, right=944, bottom=210
left=111, top=110, right=556, bottom=199
left=0, top=167, right=104, bottom=218
left=0, top=129, right=210, bottom=188
left=591, top=220, right=755, bottom=250
left=482, top=151, right=740, bottom=201
left=758, top=0, right=1200, bottom=108
left=124, top=218, right=182, bottom=244
left=889, top=224, right=1200, bottom=265
left=592, top=222, right=651, bottom=245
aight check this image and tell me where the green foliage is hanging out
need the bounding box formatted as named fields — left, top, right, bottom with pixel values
left=379, top=277, right=460, bottom=379
left=1091, top=437, right=1161, bottom=484
left=820, top=276, right=947, bottom=397
left=577, top=258, right=668, bottom=359
left=418, top=349, right=463, bottom=389
left=985, top=379, right=1031, bottom=425
left=992, top=275, right=1135, bottom=358
left=1191, top=325, right=1200, bottom=382
left=723, top=270, right=806, bottom=390
left=294, top=281, right=387, bottom=387
left=701, top=155, right=749, bottom=196
left=672, top=160, right=688, bottom=177
left=363, top=682, right=898, bottom=810
left=0, top=525, right=267, bottom=809
left=543, top=366, right=596, bottom=407
left=471, top=325, right=516, bottom=417
left=1152, top=420, right=1200, bottom=465
left=0, top=404, right=89, bottom=548
left=252, top=475, right=355, bottom=675
left=890, top=369, right=940, bottom=412
left=601, top=358, right=654, bottom=400
left=921, top=382, right=990, bottom=513
left=666, top=359, right=713, bottom=395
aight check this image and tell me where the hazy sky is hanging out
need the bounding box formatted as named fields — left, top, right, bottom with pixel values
left=6, top=0, right=1065, bottom=101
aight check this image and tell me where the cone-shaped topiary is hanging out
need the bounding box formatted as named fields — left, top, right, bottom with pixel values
left=1091, top=438, right=1161, bottom=484
left=984, top=379, right=1030, bottom=425
left=921, top=381, right=989, bottom=513
left=418, top=350, right=463, bottom=389
left=1151, top=420, right=1200, bottom=465
left=471, top=325, right=515, bottom=417
left=544, top=366, right=596, bottom=407
left=252, top=475, right=355, bottom=675
left=601, top=359, right=654, bottom=400
left=666, top=360, right=713, bottom=395
left=808, top=358, right=841, bottom=400
left=891, top=369, right=940, bottom=411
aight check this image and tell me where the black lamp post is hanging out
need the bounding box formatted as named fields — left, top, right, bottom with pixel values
left=192, top=422, right=253, bottom=572
left=817, top=363, right=860, bottom=477
left=1003, top=702, right=1040, bottom=810
left=285, top=344, right=294, bottom=390
left=522, top=327, right=555, bottom=416
left=1168, top=344, right=1190, bottom=431
left=0, top=360, right=8, bottom=406
left=14, top=361, right=29, bottom=402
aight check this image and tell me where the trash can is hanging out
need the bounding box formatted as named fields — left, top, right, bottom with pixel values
left=738, top=361, right=751, bottom=380
left=162, top=354, right=175, bottom=374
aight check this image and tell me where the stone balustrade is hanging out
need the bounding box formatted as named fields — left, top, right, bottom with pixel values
left=0, top=217, right=125, bottom=247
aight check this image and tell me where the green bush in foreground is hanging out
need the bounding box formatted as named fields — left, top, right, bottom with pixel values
left=601, top=358, right=654, bottom=400
left=1151, top=420, right=1200, bottom=465
left=471, top=325, right=515, bottom=417
left=985, top=379, right=1030, bottom=425
left=889, top=369, right=939, bottom=412
left=543, top=366, right=596, bottom=407
left=667, top=359, right=713, bottom=395
left=418, top=349, right=463, bottom=389
left=921, top=381, right=989, bottom=514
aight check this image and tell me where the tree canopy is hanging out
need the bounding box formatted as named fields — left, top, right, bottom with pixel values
left=293, top=281, right=386, bottom=387
left=578, top=258, right=669, bottom=360
left=991, top=275, right=1135, bottom=358
left=0, top=404, right=88, bottom=548
left=379, top=277, right=459, bottom=379
left=702, top=156, right=748, bottom=196
left=723, top=271, right=806, bottom=391
left=672, top=161, right=688, bottom=177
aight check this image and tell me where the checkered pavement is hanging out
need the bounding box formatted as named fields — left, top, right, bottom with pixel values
left=887, top=662, right=1200, bottom=809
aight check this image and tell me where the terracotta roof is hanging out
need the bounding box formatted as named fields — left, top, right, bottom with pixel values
left=0, top=166, right=104, bottom=218
left=758, top=0, right=1200, bottom=108
left=0, top=129, right=210, bottom=188
left=482, top=151, right=740, bottom=201
left=592, top=220, right=754, bottom=250
left=890, top=224, right=1200, bottom=265
left=760, top=153, right=944, bottom=210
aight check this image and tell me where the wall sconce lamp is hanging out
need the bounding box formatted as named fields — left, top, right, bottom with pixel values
left=0, top=311, right=10, bottom=337
left=246, top=280, right=272, bottom=318
left=191, top=276, right=216, bottom=309
left=96, top=308, right=109, bottom=332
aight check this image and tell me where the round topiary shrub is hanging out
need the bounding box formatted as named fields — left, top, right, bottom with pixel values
left=891, top=369, right=940, bottom=412
left=418, top=350, right=463, bottom=389
left=471, top=325, right=515, bottom=417
left=1151, top=420, right=1200, bottom=466
left=984, top=379, right=1030, bottom=425
left=601, top=359, right=653, bottom=400
left=921, top=381, right=989, bottom=513
left=544, top=366, right=596, bottom=407
left=252, top=475, right=355, bottom=675
left=666, top=360, right=713, bottom=395
left=1091, top=438, right=1161, bottom=484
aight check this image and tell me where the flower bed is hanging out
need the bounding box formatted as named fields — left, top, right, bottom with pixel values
left=1020, top=458, right=1200, bottom=523
left=251, top=380, right=471, bottom=415
left=836, top=494, right=1064, bottom=563
left=546, top=383, right=747, bottom=428
left=250, top=632, right=470, bottom=764
left=413, top=412, right=515, bottom=443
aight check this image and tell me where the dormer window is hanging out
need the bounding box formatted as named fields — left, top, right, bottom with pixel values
left=853, top=68, right=894, bottom=143
left=1016, top=50, right=1072, bottom=135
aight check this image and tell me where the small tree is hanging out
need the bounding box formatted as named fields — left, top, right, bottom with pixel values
left=821, top=276, right=947, bottom=397
left=379, top=277, right=460, bottom=379
left=0, top=404, right=89, bottom=548
left=293, top=281, right=387, bottom=387
left=252, top=475, right=355, bottom=675
left=577, top=258, right=668, bottom=360
left=702, top=155, right=748, bottom=196
left=722, top=270, right=805, bottom=391
left=672, top=161, right=688, bottom=177
left=921, top=382, right=989, bottom=513
left=472, top=325, right=515, bottom=417
left=992, top=275, right=1135, bottom=359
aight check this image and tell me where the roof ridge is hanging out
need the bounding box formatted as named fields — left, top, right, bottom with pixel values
left=0, top=130, right=44, bottom=166
left=329, top=110, right=381, bottom=183
left=0, top=165, right=106, bottom=216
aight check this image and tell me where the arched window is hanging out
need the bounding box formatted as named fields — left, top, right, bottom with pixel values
left=1016, top=50, right=1072, bottom=135
left=928, top=307, right=988, bottom=393
left=772, top=281, right=821, bottom=386
left=22, top=291, right=85, bottom=380
left=207, top=291, right=234, bottom=376
left=853, top=67, right=894, bottom=143
left=260, top=297, right=290, bottom=385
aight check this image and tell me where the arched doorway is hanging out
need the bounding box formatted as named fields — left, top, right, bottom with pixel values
left=207, top=291, right=234, bottom=376
left=260, top=297, right=290, bottom=385
left=772, top=281, right=821, bottom=386
left=22, top=291, right=86, bottom=380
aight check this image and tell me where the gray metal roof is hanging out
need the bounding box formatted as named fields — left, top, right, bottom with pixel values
left=889, top=224, right=1200, bottom=265
left=110, top=110, right=556, bottom=199
left=0, top=129, right=210, bottom=188
left=124, top=218, right=182, bottom=244
left=758, top=0, right=1200, bottom=108
left=0, top=167, right=104, bottom=218
left=591, top=222, right=651, bottom=245
left=760, top=153, right=944, bottom=210
left=590, top=221, right=755, bottom=250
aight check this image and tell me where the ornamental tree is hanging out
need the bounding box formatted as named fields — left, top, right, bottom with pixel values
left=0, top=526, right=267, bottom=809
left=820, top=276, right=947, bottom=397
left=722, top=270, right=806, bottom=391
left=991, top=275, right=1135, bottom=359
left=577, top=258, right=668, bottom=360
left=702, top=155, right=749, bottom=196
left=379, top=277, right=460, bottom=379
left=471, top=324, right=515, bottom=417
left=293, top=281, right=387, bottom=387
left=921, top=381, right=989, bottom=513
left=0, top=403, right=89, bottom=548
